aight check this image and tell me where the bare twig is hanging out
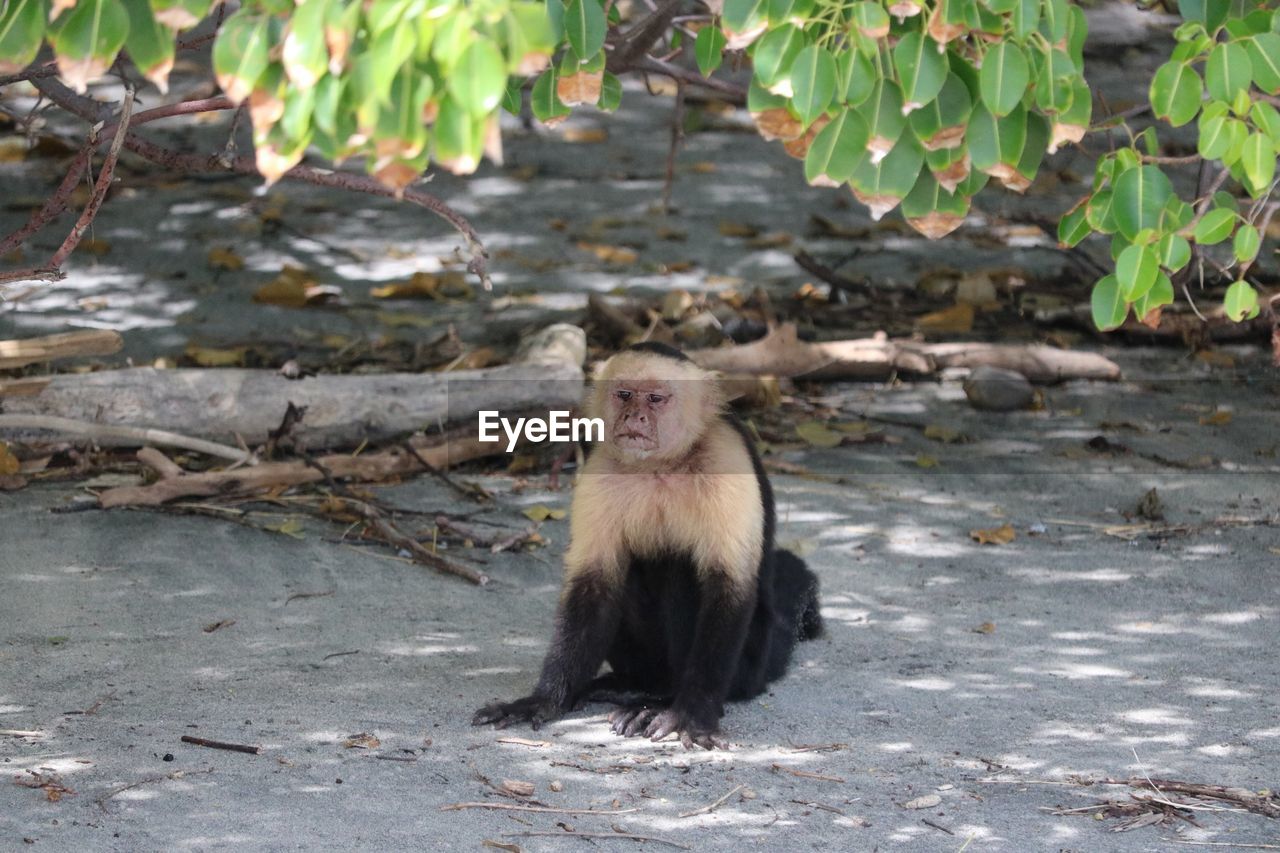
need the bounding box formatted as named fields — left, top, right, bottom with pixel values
left=661, top=79, right=686, bottom=214
left=180, top=735, right=261, bottom=755
left=95, top=768, right=213, bottom=811
left=771, top=764, right=845, bottom=783
left=678, top=784, right=743, bottom=818
left=0, top=414, right=254, bottom=463
left=440, top=802, right=638, bottom=815
left=504, top=830, right=690, bottom=850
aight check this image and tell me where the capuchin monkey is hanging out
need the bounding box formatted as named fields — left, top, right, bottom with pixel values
left=473, top=342, right=822, bottom=749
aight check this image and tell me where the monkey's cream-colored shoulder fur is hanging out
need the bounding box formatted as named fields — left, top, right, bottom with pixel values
left=563, top=418, right=764, bottom=594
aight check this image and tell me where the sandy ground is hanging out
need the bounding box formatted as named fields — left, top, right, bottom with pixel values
left=2, top=6, right=1278, bottom=850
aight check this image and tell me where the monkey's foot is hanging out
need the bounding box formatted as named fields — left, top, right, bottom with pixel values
left=608, top=705, right=728, bottom=750
left=472, top=695, right=562, bottom=730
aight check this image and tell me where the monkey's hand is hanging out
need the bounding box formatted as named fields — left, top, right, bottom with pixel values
left=608, top=704, right=728, bottom=750
left=472, top=695, right=564, bottom=730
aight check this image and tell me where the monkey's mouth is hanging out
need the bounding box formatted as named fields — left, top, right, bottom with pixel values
left=614, top=430, right=657, bottom=450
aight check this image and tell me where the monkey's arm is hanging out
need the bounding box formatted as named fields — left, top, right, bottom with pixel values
left=472, top=571, right=620, bottom=729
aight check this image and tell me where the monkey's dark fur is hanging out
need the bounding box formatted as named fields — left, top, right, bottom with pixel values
left=474, top=342, right=822, bottom=748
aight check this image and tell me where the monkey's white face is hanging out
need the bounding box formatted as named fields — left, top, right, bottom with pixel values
left=605, top=380, right=674, bottom=457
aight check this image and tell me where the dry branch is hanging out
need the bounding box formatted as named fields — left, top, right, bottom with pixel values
left=96, top=430, right=521, bottom=509
left=686, top=324, right=1121, bottom=382
left=0, top=330, right=123, bottom=369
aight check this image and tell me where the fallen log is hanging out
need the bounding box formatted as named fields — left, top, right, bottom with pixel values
left=0, top=329, right=123, bottom=369
left=1, top=327, right=585, bottom=448
left=685, top=324, right=1121, bottom=382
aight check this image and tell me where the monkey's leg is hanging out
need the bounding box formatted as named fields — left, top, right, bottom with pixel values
left=473, top=573, right=620, bottom=730
left=640, top=576, right=756, bottom=750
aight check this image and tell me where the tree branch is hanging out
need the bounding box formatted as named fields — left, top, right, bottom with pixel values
left=27, top=78, right=491, bottom=287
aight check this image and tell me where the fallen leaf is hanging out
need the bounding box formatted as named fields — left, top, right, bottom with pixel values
left=1194, top=350, right=1235, bottom=369
left=923, top=425, right=963, bottom=443
left=718, top=221, right=760, bottom=238
left=561, top=127, right=608, bottom=143
left=0, top=442, right=19, bottom=476
left=523, top=505, right=567, bottom=522
left=796, top=421, right=843, bottom=448
left=78, top=238, right=111, bottom=256
left=370, top=271, right=471, bottom=300
left=576, top=242, right=638, bottom=265
left=253, top=265, right=315, bottom=308
left=1199, top=411, right=1232, bottom=426
left=972, top=621, right=996, bottom=634
left=903, top=794, right=942, bottom=809
left=970, top=523, right=1015, bottom=545
left=500, top=779, right=535, bottom=797
left=208, top=247, right=245, bottom=271
left=917, top=303, right=974, bottom=333
left=482, top=841, right=522, bottom=853
left=688, top=161, right=717, bottom=174
left=184, top=344, right=248, bottom=367
left=265, top=518, right=306, bottom=538
left=915, top=454, right=939, bottom=468
left=343, top=733, right=380, bottom=749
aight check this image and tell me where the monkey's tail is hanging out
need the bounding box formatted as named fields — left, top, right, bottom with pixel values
left=775, top=549, right=824, bottom=641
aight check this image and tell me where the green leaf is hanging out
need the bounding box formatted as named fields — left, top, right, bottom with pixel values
left=1179, top=0, right=1229, bottom=31
left=1204, top=41, right=1252, bottom=102
left=723, top=0, right=766, bottom=37
left=1011, top=0, right=1039, bottom=39
left=1086, top=189, right=1116, bottom=233
left=448, top=36, right=506, bottom=115
left=1034, top=48, right=1076, bottom=115
left=433, top=95, right=483, bottom=174
left=979, top=41, right=1029, bottom=117
left=1240, top=131, right=1277, bottom=194
left=850, top=0, right=889, bottom=38
left=894, top=31, right=948, bottom=112
left=804, top=108, right=870, bottom=185
left=901, top=170, right=970, bottom=238
left=49, top=0, right=130, bottom=94
left=1038, top=0, right=1068, bottom=43
left=968, top=101, right=1026, bottom=177
left=0, top=0, right=47, bottom=76
left=1149, top=61, right=1204, bottom=127
left=1090, top=274, right=1128, bottom=331
left=149, top=0, right=211, bottom=31
left=1116, top=243, right=1159, bottom=301
left=1223, top=279, right=1259, bottom=321
left=1132, top=272, right=1174, bottom=321
left=695, top=24, right=726, bottom=77
left=850, top=134, right=925, bottom=219
left=1111, top=165, right=1175, bottom=240
left=281, top=0, right=330, bottom=90
left=530, top=68, right=570, bottom=122
left=864, top=79, right=907, bottom=153
left=835, top=48, right=874, bottom=106
left=789, top=44, right=837, bottom=127
left=598, top=70, right=621, bottom=111
left=1252, top=100, right=1280, bottom=144
left=1233, top=224, right=1261, bottom=263
left=752, top=23, right=803, bottom=89
left=563, top=0, right=605, bottom=60
left=1058, top=202, right=1090, bottom=247
left=909, top=73, right=972, bottom=148
left=1246, top=33, right=1280, bottom=93
left=121, top=0, right=175, bottom=92
left=1193, top=208, right=1237, bottom=244
left=1158, top=233, right=1192, bottom=271
left=213, top=11, right=274, bottom=104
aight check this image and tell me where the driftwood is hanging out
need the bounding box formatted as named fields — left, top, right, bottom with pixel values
left=2, top=327, right=585, bottom=449
left=95, top=429, right=528, bottom=510
left=686, top=324, right=1122, bottom=382
left=0, top=330, right=123, bottom=369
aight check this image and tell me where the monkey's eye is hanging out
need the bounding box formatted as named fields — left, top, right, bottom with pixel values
left=646, top=393, right=666, bottom=404
left=615, top=390, right=633, bottom=401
